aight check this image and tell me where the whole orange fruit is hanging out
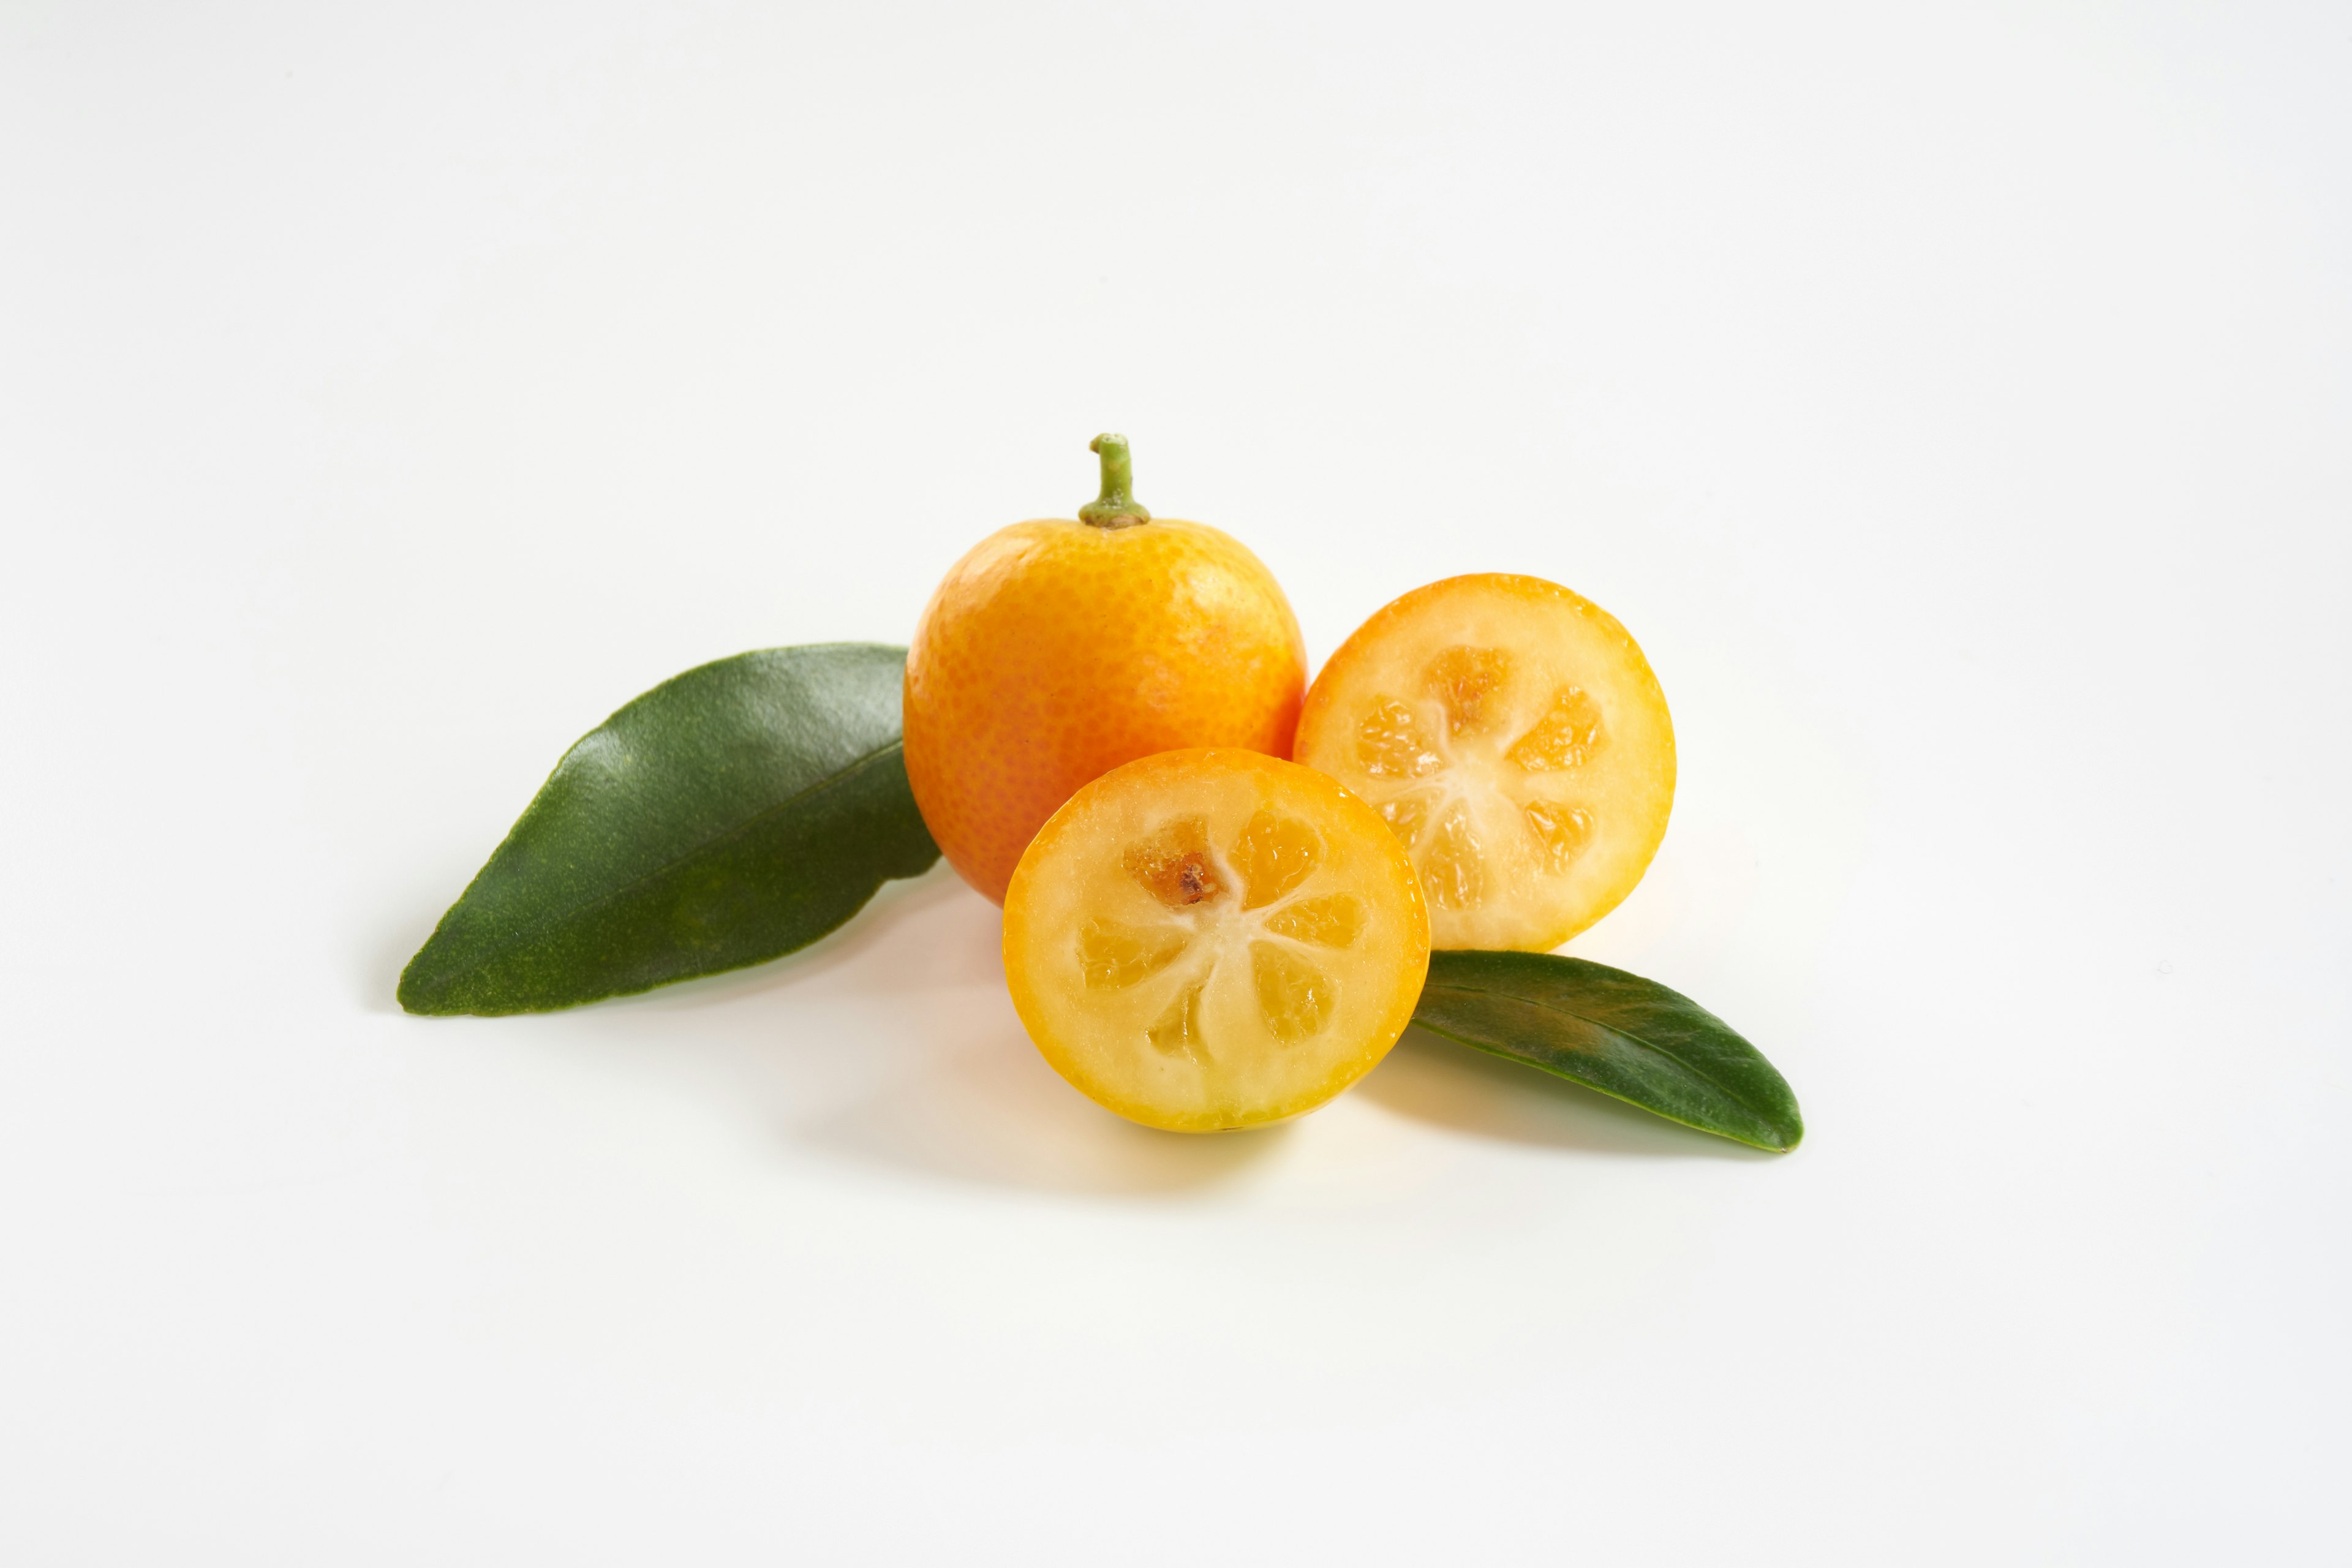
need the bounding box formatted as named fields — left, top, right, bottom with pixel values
left=904, top=436, right=1307, bottom=904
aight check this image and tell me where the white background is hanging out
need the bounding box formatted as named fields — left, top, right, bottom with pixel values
left=4, top=2, right=2347, bottom=1561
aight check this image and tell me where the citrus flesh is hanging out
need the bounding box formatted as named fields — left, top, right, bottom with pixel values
left=1003, top=748, right=1430, bottom=1132
left=905, top=516, right=1305, bottom=905
left=1293, top=573, right=1675, bottom=951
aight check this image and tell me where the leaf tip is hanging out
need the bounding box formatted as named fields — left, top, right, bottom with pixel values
left=395, top=946, right=458, bottom=1016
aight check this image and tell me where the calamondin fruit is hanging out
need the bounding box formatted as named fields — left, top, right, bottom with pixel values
left=1001, top=748, right=1430, bottom=1132
left=903, top=435, right=1306, bottom=905
left=1294, top=573, right=1676, bottom=952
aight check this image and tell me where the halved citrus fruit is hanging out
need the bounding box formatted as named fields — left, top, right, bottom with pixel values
left=1293, top=573, right=1675, bottom=951
left=1002, top=748, right=1430, bottom=1132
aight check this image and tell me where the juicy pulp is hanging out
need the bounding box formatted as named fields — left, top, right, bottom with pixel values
left=1294, top=573, right=1675, bottom=951
left=1001, top=749, right=1430, bottom=1132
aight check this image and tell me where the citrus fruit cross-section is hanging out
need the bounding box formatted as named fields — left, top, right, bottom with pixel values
left=904, top=435, right=1306, bottom=905
left=1002, top=748, right=1431, bottom=1132
left=1294, top=573, right=1675, bottom=952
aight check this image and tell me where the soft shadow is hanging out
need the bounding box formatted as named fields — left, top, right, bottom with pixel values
left=536, top=870, right=1283, bottom=1198
left=1359, top=1027, right=1779, bottom=1160
left=375, top=863, right=1769, bottom=1193
left=805, top=1021, right=1291, bottom=1197
left=598, top=864, right=980, bottom=1012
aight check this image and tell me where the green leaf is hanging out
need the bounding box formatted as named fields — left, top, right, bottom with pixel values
left=1411, top=950, right=1804, bottom=1152
left=399, top=644, right=940, bottom=1016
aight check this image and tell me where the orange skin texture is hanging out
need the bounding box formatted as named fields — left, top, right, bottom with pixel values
left=904, top=518, right=1307, bottom=904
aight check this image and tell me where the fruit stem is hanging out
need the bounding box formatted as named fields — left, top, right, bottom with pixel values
left=1077, top=434, right=1151, bottom=528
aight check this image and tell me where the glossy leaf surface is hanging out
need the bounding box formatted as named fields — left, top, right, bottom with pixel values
left=1412, top=949, right=1804, bottom=1151
left=399, top=644, right=939, bottom=1015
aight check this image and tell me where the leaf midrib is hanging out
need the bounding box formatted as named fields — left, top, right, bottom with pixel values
left=1415, top=979, right=1766, bottom=1111
left=417, top=739, right=910, bottom=989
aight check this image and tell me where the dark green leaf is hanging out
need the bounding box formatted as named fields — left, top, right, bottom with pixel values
left=1411, top=950, right=1804, bottom=1151
left=399, top=644, right=940, bottom=1016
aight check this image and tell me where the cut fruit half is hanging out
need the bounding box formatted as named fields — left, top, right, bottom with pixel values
left=1294, top=573, right=1675, bottom=951
left=1002, top=748, right=1431, bottom=1132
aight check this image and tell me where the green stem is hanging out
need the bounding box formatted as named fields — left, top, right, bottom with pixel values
left=1077, top=434, right=1150, bottom=528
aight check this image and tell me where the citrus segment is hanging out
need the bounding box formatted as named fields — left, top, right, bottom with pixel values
left=1125, top=817, right=1222, bottom=907
left=1233, top=809, right=1321, bottom=909
left=1422, top=799, right=1488, bottom=913
left=1507, top=684, right=1609, bottom=771
left=1358, top=698, right=1444, bottom=780
left=1520, top=799, right=1597, bottom=873
left=1146, top=982, right=1208, bottom=1061
left=1294, top=573, right=1675, bottom=951
left=1002, top=749, right=1430, bottom=1132
left=1423, top=644, right=1513, bottom=737
left=1076, top=919, right=1187, bottom=989
left=1261, top=894, right=1365, bottom=948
